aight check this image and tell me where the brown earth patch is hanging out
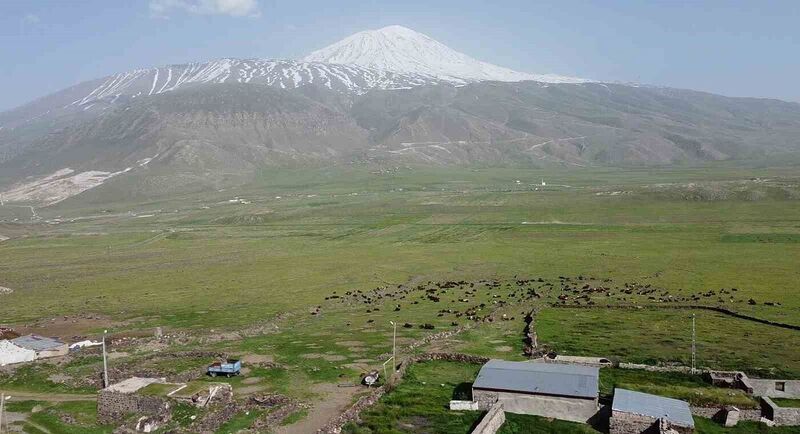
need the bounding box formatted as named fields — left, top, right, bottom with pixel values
left=241, top=354, right=274, bottom=364
left=236, top=385, right=266, bottom=395
left=335, top=341, right=365, bottom=347
left=14, top=314, right=129, bottom=339
left=274, top=382, right=362, bottom=434
left=302, top=353, right=323, bottom=359
left=321, top=354, right=347, bottom=362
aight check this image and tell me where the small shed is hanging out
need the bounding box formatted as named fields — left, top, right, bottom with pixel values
left=0, top=339, right=36, bottom=366
left=12, top=334, right=69, bottom=359
left=472, top=360, right=599, bottom=422
left=610, top=388, right=695, bottom=434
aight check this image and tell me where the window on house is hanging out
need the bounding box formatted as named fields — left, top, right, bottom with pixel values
left=776, top=382, right=786, bottom=392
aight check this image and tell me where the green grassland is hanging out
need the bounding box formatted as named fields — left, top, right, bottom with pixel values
left=1, top=165, right=799, bottom=432
left=348, top=360, right=799, bottom=434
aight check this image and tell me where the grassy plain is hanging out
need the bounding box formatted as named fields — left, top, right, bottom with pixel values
left=1, top=165, right=799, bottom=432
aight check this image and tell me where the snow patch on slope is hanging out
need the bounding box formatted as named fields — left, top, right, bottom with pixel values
left=1, top=167, right=131, bottom=206
left=66, top=59, right=444, bottom=109
left=303, top=25, right=589, bottom=84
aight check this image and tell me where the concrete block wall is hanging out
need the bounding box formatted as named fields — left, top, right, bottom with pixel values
left=747, top=379, right=800, bottom=398
left=450, top=400, right=480, bottom=411
left=471, top=402, right=505, bottom=434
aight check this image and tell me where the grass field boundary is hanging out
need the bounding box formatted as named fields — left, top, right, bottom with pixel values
left=549, top=304, right=800, bottom=331
left=320, top=353, right=489, bottom=433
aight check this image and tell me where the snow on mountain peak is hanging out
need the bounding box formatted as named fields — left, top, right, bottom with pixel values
left=302, top=25, right=589, bottom=84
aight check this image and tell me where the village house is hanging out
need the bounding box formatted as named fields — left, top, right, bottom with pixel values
left=610, top=388, right=695, bottom=434
left=12, top=334, right=69, bottom=359
left=471, top=360, right=599, bottom=423
left=709, top=371, right=800, bottom=399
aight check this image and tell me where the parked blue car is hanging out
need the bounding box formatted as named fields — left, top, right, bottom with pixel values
left=207, top=359, right=241, bottom=377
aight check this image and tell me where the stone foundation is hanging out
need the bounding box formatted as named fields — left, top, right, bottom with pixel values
left=610, top=410, right=693, bottom=434
left=97, top=390, right=170, bottom=424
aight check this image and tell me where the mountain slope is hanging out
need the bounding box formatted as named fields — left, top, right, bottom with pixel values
left=2, top=26, right=800, bottom=205
left=303, top=25, right=587, bottom=84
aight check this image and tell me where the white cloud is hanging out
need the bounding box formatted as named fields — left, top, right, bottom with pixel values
left=150, top=0, right=260, bottom=18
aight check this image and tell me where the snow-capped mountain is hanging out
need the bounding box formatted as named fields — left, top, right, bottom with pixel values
left=3, top=23, right=800, bottom=206
left=1, top=25, right=588, bottom=131
left=303, top=25, right=588, bottom=84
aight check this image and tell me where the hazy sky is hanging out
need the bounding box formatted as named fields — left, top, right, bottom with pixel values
left=2, top=0, right=799, bottom=111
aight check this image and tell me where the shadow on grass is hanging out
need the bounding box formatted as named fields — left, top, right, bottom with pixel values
left=452, top=382, right=473, bottom=401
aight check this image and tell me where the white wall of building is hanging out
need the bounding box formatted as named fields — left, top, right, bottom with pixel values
left=0, top=340, right=36, bottom=365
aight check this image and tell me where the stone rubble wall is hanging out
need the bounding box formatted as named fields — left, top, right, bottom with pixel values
left=318, top=352, right=489, bottom=433
left=473, top=390, right=500, bottom=411
left=551, top=303, right=800, bottom=331
left=618, top=362, right=698, bottom=374
left=690, top=406, right=761, bottom=422
left=97, top=390, right=170, bottom=424
left=609, top=410, right=659, bottom=434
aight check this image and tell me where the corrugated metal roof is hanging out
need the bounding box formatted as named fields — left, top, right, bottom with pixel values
left=472, top=360, right=599, bottom=399
left=612, top=388, right=695, bottom=428
left=12, top=334, right=66, bottom=351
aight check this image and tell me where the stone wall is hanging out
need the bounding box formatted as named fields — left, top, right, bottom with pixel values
left=690, top=406, right=761, bottom=422
left=610, top=410, right=695, bottom=434
left=472, top=402, right=505, bottom=434
left=618, top=362, right=696, bottom=374
left=762, top=397, right=800, bottom=426
left=318, top=352, right=488, bottom=433
left=609, top=410, right=659, bottom=434
left=473, top=389, right=499, bottom=411
left=317, top=386, right=386, bottom=433
left=97, top=390, right=170, bottom=424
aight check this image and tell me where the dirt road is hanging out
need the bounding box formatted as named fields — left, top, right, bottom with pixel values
left=0, top=391, right=95, bottom=402
left=274, top=383, right=362, bottom=434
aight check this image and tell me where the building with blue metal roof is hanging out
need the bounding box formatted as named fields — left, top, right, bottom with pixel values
left=471, top=360, right=600, bottom=423
left=610, top=388, right=695, bottom=433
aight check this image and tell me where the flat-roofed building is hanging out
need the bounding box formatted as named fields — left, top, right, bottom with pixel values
left=12, top=334, right=69, bottom=359
left=471, top=359, right=599, bottom=423
left=610, top=388, right=695, bottom=434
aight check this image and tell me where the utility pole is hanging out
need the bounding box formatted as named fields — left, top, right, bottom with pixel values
left=0, top=393, right=7, bottom=434
left=691, top=313, right=696, bottom=375
left=389, top=321, right=397, bottom=372
left=102, top=329, right=109, bottom=388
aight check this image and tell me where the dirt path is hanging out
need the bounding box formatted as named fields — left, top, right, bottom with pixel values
left=274, top=383, right=362, bottom=434
left=0, top=391, right=96, bottom=402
